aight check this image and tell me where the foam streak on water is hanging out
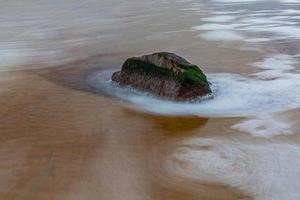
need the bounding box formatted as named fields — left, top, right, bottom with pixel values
left=231, top=114, right=293, bottom=137
left=167, top=138, right=300, bottom=200
left=193, top=1, right=300, bottom=43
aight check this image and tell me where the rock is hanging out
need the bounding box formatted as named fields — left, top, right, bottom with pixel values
left=111, top=52, right=212, bottom=101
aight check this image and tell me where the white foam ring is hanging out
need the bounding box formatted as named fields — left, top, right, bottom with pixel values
left=167, top=137, right=300, bottom=200
left=89, top=66, right=300, bottom=118
left=89, top=53, right=300, bottom=138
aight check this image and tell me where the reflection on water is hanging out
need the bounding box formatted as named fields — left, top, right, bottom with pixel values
left=150, top=116, right=208, bottom=134
left=1, top=0, right=300, bottom=200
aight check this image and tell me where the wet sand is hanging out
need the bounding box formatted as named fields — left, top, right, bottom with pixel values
left=1, top=0, right=300, bottom=199
left=0, top=64, right=249, bottom=200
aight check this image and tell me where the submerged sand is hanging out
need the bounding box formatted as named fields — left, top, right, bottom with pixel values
left=0, top=65, right=248, bottom=200
left=1, top=0, right=300, bottom=199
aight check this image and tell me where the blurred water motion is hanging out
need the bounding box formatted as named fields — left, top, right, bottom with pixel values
left=0, top=0, right=202, bottom=69
left=1, top=0, right=300, bottom=200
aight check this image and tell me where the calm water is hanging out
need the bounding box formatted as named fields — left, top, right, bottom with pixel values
left=1, top=0, right=300, bottom=200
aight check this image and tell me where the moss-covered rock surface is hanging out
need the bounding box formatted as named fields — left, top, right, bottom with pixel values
left=112, top=52, right=212, bottom=101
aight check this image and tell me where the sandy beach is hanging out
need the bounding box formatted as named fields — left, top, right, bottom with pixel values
left=1, top=0, right=300, bottom=200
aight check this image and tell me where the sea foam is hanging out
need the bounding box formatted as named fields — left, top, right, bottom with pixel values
left=192, top=4, right=300, bottom=43
left=231, top=114, right=293, bottom=137
left=89, top=67, right=300, bottom=118
left=167, top=138, right=300, bottom=200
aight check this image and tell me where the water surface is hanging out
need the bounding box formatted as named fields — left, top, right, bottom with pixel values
left=1, top=0, right=300, bottom=200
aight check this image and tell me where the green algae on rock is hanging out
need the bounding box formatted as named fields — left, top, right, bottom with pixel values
left=112, top=52, right=212, bottom=101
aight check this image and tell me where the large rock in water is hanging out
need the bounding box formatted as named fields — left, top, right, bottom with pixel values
left=112, top=52, right=212, bottom=101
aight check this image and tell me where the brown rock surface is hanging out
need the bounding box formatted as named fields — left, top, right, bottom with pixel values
left=112, top=52, right=212, bottom=101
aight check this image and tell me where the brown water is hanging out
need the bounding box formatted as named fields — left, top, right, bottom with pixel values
left=1, top=1, right=300, bottom=200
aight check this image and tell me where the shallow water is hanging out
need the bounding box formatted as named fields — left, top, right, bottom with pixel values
left=1, top=0, right=300, bottom=200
